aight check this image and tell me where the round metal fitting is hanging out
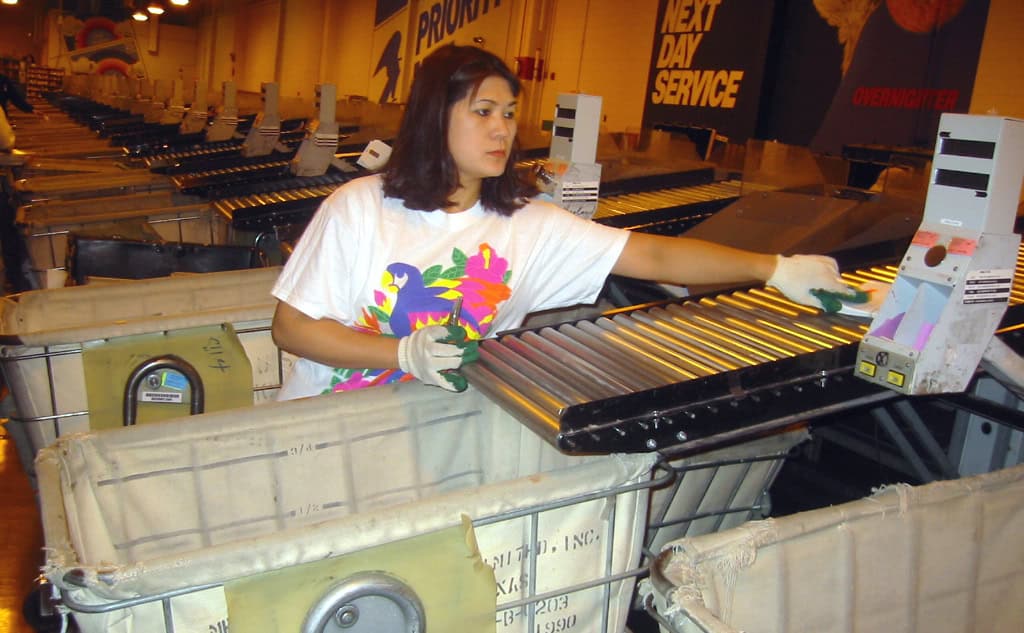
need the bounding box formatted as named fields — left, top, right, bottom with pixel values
left=301, top=571, right=425, bottom=633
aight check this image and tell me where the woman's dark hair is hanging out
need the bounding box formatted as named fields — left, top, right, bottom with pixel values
left=382, top=44, right=538, bottom=215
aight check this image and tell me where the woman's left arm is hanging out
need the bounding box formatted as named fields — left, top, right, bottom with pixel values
left=611, top=231, right=853, bottom=309
left=611, top=232, right=776, bottom=285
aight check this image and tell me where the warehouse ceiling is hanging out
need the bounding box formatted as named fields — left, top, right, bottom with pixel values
left=47, top=0, right=202, bottom=27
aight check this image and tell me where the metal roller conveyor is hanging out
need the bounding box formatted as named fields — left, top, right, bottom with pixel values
left=10, top=97, right=256, bottom=200
left=172, top=161, right=293, bottom=194
left=596, top=180, right=741, bottom=217
left=215, top=162, right=744, bottom=235
left=150, top=138, right=302, bottom=175
left=213, top=180, right=350, bottom=230
left=520, top=151, right=776, bottom=235
left=128, top=84, right=292, bottom=166
left=593, top=180, right=779, bottom=235
left=141, top=123, right=310, bottom=171
left=159, top=84, right=371, bottom=219
left=138, top=139, right=247, bottom=165
left=464, top=256, right=1024, bottom=455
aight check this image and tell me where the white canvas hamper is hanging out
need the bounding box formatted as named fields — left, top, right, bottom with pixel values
left=642, top=462, right=1024, bottom=633
left=0, top=266, right=291, bottom=479
left=36, top=383, right=656, bottom=633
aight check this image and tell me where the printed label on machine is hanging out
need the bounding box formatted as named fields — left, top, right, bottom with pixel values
left=559, top=182, right=600, bottom=201
left=963, top=269, right=1013, bottom=304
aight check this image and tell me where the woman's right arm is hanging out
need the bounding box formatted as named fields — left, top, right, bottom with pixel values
left=271, top=301, right=400, bottom=370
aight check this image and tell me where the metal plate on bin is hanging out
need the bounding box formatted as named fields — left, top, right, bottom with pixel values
left=302, top=571, right=425, bottom=633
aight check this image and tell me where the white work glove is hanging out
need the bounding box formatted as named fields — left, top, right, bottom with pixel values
left=766, top=254, right=853, bottom=311
left=397, top=325, right=475, bottom=392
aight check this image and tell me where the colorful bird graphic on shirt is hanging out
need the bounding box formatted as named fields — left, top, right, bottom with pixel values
left=323, top=242, right=511, bottom=393
left=384, top=262, right=455, bottom=337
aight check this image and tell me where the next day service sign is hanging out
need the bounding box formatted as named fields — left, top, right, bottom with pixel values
left=642, top=0, right=774, bottom=144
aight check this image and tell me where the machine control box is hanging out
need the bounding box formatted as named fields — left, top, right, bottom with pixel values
left=856, top=113, right=1024, bottom=395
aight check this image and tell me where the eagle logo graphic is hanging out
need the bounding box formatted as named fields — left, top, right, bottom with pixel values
left=375, top=31, right=402, bottom=104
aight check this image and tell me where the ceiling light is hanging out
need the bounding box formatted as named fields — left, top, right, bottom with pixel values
left=1, top=0, right=20, bottom=6
left=132, top=9, right=148, bottom=20
left=147, top=1, right=165, bottom=14
left=170, top=0, right=189, bottom=5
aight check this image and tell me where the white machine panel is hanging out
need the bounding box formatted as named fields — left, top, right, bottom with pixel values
left=856, top=114, right=1024, bottom=395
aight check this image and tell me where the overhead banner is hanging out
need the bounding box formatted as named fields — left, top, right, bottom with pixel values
left=642, top=0, right=775, bottom=144
left=410, top=0, right=510, bottom=65
left=60, top=16, right=142, bottom=77
left=370, top=0, right=513, bottom=104
left=810, top=0, right=990, bottom=154
left=762, top=0, right=991, bottom=154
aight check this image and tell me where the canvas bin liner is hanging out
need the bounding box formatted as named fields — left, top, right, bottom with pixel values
left=642, top=461, right=1024, bottom=633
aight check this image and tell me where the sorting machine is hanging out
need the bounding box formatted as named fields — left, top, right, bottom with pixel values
left=14, top=77, right=353, bottom=186
left=463, top=114, right=1024, bottom=503
left=140, top=81, right=327, bottom=172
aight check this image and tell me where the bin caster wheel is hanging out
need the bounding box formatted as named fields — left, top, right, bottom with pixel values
left=21, top=586, right=72, bottom=633
left=302, top=571, right=425, bottom=633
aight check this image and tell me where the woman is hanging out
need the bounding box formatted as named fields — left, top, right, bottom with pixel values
left=271, top=44, right=850, bottom=398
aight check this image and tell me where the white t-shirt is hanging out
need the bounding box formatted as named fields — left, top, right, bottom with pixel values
left=272, top=174, right=629, bottom=399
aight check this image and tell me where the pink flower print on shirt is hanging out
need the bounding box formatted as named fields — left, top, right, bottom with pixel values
left=456, top=243, right=511, bottom=336
left=356, top=242, right=512, bottom=339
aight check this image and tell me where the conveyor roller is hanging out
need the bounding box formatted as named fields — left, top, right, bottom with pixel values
left=464, top=255, right=1024, bottom=455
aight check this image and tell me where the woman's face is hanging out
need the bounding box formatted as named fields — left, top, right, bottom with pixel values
left=447, top=75, right=518, bottom=189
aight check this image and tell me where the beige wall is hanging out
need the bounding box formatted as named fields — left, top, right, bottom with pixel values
left=969, top=0, right=1024, bottom=119
left=538, top=0, right=660, bottom=133
left=199, top=7, right=240, bottom=106
left=0, top=2, right=45, bottom=62
left=321, top=1, right=376, bottom=100
left=236, top=0, right=281, bottom=93
left=211, top=9, right=237, bottom=89
left=130, top=20, right=200, bottom=91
